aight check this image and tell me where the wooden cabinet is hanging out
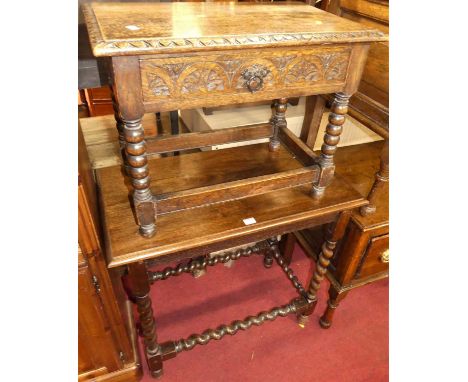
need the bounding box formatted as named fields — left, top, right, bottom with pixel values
left=82, top=86, right=115, bottom=117
left=78, top=123, right=142, bottom=381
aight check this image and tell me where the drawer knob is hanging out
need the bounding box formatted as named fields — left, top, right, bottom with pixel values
left=241, top=65, right=270, bottom=93
left=380, top=249, right=389, bottom=263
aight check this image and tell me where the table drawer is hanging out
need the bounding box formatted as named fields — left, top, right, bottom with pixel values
left=354, top=233, right=388, bottom=280
left=139, top=45, right=352, bottom=112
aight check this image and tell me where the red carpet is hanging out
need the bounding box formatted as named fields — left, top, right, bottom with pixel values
left=138, top=243, right=389, bottom=382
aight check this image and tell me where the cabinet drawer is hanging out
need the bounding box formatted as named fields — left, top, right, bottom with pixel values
left=354, top=233, right=388, bottom=280
left=139, top=45, right=351, bottom=112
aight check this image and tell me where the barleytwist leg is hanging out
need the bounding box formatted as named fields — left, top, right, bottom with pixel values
left=312, top=93, right=350, bottom=197
left=269, top=98, right=288, bottom=152
left=263, top=250, right=274, bottom=268
left=298, top=211, right=351, bottom=326
left=360, top=139, right=389, bottom=216
left=124, top=117, right=156, bottom=237
left=319, top=285, right=349, bottom=329
left=128, top=262, right=163, bottom=378
left=279, top=233, right=296, bottom=266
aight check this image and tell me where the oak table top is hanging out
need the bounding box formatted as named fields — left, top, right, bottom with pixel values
left=82, top=2, right=386, bottom=57
left=96, top=143, right=366, bottom=268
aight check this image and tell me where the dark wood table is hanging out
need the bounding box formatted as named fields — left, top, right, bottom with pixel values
left=83, top=2, right=386, bottom=378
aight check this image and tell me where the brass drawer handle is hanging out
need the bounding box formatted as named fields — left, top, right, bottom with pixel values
left=380, top=249, right=389, bottom=263
left=241, top=64, right=270, bottom=93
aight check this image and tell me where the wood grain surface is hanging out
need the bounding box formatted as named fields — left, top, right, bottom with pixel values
left=82, top=2, right=386, bottom=57
left=97, top=142, right=366, bottom=267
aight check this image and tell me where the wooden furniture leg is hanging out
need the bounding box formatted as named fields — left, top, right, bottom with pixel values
left=280, top=233, right=297, bottom=266
left=263, top=250, right=274, bottom=268
left=155, top=112, right=163, bottom=135
left=360, top=139, right=389, bottom=216
left=128, top=262, right=163, bottom=378
left=319, top=285, right=350, bottom=329
left=110, top=89, right=125, bottom=154
left=300, top=95, right=326, bottom=148
left=269, top=98, right=288, bottom=152
left=313, top=93, right=350, bottom=197
left=170, top=110, right=180, bottom=156
left=112, top=56, right=156, bottom=237
left=298, top=211, right=351, bottom=326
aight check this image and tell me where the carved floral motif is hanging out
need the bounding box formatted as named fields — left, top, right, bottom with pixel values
left=141, top=49, right=350, bottom=99
left=285, top=60, right=320, bottom=84
left=147, top=73, right=170, bottom=96
left=181, top=68, right=225, bottom=94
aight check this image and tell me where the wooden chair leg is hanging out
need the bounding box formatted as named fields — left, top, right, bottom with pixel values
left=298, top=211, right=351, bottom=326
left=319, top=285, right=349, bottom=329
left=128, top=262, right=163, bottom=378
left=280, top=233, right=296, bottom=266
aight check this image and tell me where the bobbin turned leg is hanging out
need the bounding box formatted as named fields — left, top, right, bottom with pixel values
left=111, top=56, right=156, bottom=237
left=128, top=262, right=163, bottom=378
left=319, top=285, right=349, bottom=329
left=312, top=93, right=350, bottom=197
left=298, top=211, right=351, bottom=326
left=124, top=117, right=156, bottom=237
left=360, top=139, right=389, bottom=216
left=269, top=98, right=288, bottom=151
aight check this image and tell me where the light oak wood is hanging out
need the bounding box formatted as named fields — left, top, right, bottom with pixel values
left=82, top=2, right=386, bottom=57
left=96, top=142, right=366, bottom=268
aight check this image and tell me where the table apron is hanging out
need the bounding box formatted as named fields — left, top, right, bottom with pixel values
left=138, top=45, right=353, bottom=113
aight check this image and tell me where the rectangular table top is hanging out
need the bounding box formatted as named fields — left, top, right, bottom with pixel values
left=96, top=142, right=366, bottom=268
left=82, top=2, right=386, bottom=57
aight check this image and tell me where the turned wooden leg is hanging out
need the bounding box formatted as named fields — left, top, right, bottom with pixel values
left=280, top=233, right=296, bottom=266
left=312, top=93, right=350, bottom=197
left=123, top=117, right=157, bottom=237
left=319, top=285, right=349, bottom=329
left=269, top=98, right=288, bottom=151
left=111, top=56, right=156, bottom=237
left=360, top=139, right=389, bottom=216
left=298, top=211, right=351, bottom=326
left=263, top=250, right=274, bottom=268
left=128, top=262, right=163, bottom=378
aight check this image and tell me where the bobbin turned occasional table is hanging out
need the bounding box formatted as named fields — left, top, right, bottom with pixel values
left=83, top=2, right=386, bottom=378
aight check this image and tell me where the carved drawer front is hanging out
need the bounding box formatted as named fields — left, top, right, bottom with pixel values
left=139, top=46, right=351, bottom=112
left=354, top=233, right=388, bottom=280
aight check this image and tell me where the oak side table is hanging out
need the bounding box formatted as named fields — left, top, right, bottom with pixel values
left=83, top=2, right=387, bottom=378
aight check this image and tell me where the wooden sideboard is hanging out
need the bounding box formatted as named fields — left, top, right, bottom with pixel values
left=79, top=123, right=142, bottom=381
